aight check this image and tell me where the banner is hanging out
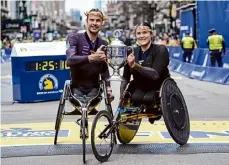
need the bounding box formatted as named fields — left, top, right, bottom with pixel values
left=179, top=63, right=196, bottom=77
left=168, top=46, right=229, bottom=68
left=180, top=8, right=195, bottom=39
left=11, top=42, right=66, bottom=57
left=202, top=67, right=229, bottom=84
left=197, top=1, right=229, bottom=48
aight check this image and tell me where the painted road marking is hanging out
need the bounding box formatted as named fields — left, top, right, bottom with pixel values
left=1, top=121, right=229, bottom=147
left=171, top=76, right=183, bottom=80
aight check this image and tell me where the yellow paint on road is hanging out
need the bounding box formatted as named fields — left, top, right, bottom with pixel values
left=1, top=121, right=229, bottom=147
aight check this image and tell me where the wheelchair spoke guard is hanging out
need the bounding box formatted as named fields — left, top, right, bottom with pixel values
left=116, top=98, right=142, bottom=144
left=160, top=79, right=190, bottom=145
left=117, top=118, right=141, bottom=144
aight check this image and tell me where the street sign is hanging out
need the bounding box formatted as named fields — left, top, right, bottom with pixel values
left=24, top=19, right=31, bottom=23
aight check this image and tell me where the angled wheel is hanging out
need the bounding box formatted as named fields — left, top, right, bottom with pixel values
left=117, top=118, right=141, bottom=144
left=91, top=110, right=114, bottom=162
left=160, top=79, right=190, bottom=145
left=81, top=110, right=87, bottom=164
left=54, top=94, right=65, bottom=145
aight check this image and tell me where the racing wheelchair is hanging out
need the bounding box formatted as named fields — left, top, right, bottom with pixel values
left=91, top=78, right=190, bottom=162
left=54, top=76, right=113, bottom=164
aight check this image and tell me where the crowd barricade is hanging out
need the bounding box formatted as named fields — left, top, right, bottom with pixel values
left=169, top=58, right=229, bottom=85
left=225, top=77, right=229, bottom=85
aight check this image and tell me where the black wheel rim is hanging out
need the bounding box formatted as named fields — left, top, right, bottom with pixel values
left=170, top=94, right=186, bottom=130
left=82, top=118, right=86, bottom=164
left=54, top=97, right=65, bottom=145
left=160, top=79, right=190, bottom=145
left=91, top=111, right=114, bottom=162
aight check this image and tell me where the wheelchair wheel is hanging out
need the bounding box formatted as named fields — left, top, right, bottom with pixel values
left=81, top=110, right=87, bottom=164
left=54, top=95, right=65, bottom=145
left=160, top=79, right=190, bottom=145
left=91, top=110, right=114, bottom=162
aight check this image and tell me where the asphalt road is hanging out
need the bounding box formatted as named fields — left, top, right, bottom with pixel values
left=2, top=153, right=229, bottom=165
left=1, top=61, right=229, bottom=165
left=1, top=62, right=229, bottom=124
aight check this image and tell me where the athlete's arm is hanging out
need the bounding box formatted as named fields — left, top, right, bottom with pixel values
left=66, top=34, right=90, bottom=67
left=101, top=62, right=111, bottom=87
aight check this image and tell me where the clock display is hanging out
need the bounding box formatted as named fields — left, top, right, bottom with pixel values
left=25, top=60, right=70, bottom=71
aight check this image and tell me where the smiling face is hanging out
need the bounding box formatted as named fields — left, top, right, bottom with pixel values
left=86, top=12, right=103, bottom=34
left=135, top=25, right=153, bottom=46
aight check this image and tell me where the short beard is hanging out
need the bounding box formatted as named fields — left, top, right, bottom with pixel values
left=88, top=29, right=99, bottom=35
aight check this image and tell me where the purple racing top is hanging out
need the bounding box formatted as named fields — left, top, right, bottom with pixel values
left=66, top=31, right=110, bottom=88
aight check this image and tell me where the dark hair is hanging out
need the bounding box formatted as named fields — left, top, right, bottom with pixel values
left=135, top=21, right=152, bottom=34
left=139, top=22, right=152, bottom=30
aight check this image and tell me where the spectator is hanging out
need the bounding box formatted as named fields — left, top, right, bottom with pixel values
left=207, top=29, right=226, bottom=67
left=181, top=31, right=195, bottom=63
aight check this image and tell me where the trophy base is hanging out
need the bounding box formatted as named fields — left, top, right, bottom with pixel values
left=106, top=75, right=126, bottom=82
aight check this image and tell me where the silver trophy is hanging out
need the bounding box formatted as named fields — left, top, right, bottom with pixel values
left=105, top=30, right=133, bottom=81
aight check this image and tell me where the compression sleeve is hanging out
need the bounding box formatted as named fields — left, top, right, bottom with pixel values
left=120, top=64, right=131, bottom=97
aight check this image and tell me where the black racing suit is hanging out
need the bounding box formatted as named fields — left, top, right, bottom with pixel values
left=120, top=44, right=170, bottom=110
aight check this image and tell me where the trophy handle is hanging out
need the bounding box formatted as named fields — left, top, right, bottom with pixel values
left=117, top=46, right=134, bottom=70
left=127, top=46, right=134, bottom=56
left=100, top=45, right=107, bottom=53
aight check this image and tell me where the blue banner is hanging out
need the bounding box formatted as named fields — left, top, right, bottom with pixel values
left=197, top=1, right=229, bottom=48
left=225, top=76, right=229, bottom=85
left=222, top=49, right=229, bottom=68
left=202, top=67, right=229, bottom=84
left=189, top=66, right=205, bottom=80
left=167, top=46, right=183, bottom=61
left=168, top=46, right=229, bottom=69
left=180, top=9, right=195, bottom=39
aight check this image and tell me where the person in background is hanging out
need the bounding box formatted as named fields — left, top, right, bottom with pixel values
left=207, top=29, right=226, bottom=67
left=154, top=36, right=162, bottom=45
left=181, top=31, right=195, bottom=63
left=3, top=42, right=12, bottom=57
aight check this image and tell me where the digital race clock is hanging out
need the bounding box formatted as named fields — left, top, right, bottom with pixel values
left=25, top=60, right=70, bottom=71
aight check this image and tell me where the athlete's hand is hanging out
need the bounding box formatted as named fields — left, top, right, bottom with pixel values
left=88, top=47, right=106, bottom=62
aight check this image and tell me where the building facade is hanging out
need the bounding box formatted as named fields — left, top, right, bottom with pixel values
left=1, top=0, right=68, bottom=40
left=1, top=0, right=9, bottom=19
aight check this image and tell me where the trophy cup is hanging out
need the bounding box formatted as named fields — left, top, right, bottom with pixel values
left=105, top=30, right=133, bottom=81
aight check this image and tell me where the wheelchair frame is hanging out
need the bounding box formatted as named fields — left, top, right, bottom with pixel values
left=91, top=78, right=190, bottom=162
left=54, top=76, right=113, bottom=164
